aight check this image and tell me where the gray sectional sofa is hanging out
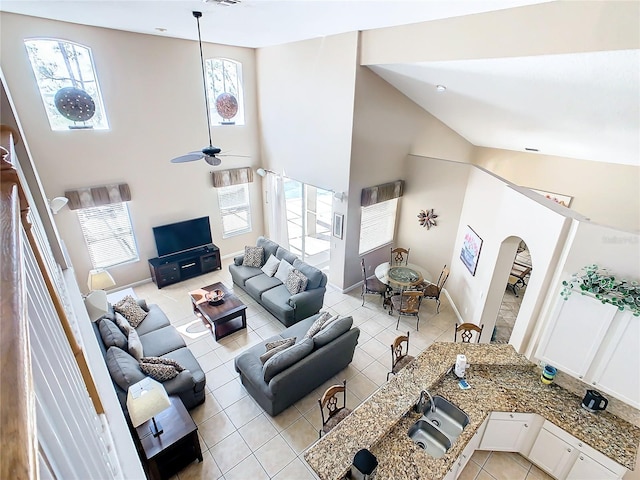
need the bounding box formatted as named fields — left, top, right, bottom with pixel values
left=229, top=236, right=327, bottom=327
left=93, top=300, right=206, bottom=413
left=234, top=312, right=360, bottom=416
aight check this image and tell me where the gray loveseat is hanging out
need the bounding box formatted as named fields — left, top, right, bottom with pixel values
left=229, top=236, right=327, bottom=327
left=234, top=312, right=360, bottom=416
left=93, top=300, right=206, bottom=413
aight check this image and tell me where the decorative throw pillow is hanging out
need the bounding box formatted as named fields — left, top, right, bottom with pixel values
left=260, top=337, right=296, bottom=364
left=303, top=311, right=332, bottom=338
left=261, top=255, right=281, bottom=277
left=285, top=269, right=308, bottom=295
left=319, top=314, right=340, bottom=331
left=263, top=338, right=314, bottom=383
left=242, top=246, right=264, bottom=267
left=312, top=316, right=353, bottom=348
left=139, top=357, right=185, bottom=382
left=113, top=295, right=148, bottom=328
left=274, top=259, right=294, bottom=284
left=127, top=328, right=144, bottom=361
left=114, top=312, right=130, bottom=334
left=98, top=318, right=127, bottom=349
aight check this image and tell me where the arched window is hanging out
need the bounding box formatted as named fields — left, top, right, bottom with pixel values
left=205, top=58, right=245, bottom=126
left=24, top=38, right=109, bottom=131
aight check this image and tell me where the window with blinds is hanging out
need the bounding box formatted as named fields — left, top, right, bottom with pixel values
left=76, top=203, right=138, bottom=268
left=358, top=198, right=398, bottom=255
left=218, top=184, right=252, bottom=238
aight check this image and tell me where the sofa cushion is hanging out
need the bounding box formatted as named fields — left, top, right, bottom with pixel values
left=245, top=274, right=283, bottom=299
left=263, top=337, right=314, bottom=383
left=275, top=246, right=297, bottom=265
left=99, top=318, right=128, bottom=350
left=113, top=295, right=148, bottom=328
left=274, top=259, right=294, bottom=284
left=139, top=325, right=186, bottom=357
left=313, top=316, right=353, bottom=348
left=106, top=346, right=146, bottom=391
left=285, top=269, right=308, bottom=295
left=293, top=259, right=324, bottom=290
left=133, top=305, right=171, bottom=336
left=261, top=255, right=280, bottom=277
left=260, top=337, right=296, bottom=364
left=257, top=236, right=279, bottom=260
left=229, top=265, right=263, bottom=287
left=243, top=246, right=264, bottom=267
left=261, top=285, right=295, bottom=317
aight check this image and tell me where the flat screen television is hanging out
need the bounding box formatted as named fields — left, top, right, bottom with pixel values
left=153, top=216, right=212, bottom=257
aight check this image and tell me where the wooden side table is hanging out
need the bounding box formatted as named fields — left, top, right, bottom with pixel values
left=135, top=396, right=202, bottom=480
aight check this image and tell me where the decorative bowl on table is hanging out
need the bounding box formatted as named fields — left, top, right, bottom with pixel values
left=206, top=289, right=225, bottom=306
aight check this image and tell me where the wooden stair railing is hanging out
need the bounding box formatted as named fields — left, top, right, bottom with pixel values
left=1, top=125, right=37, bottom=479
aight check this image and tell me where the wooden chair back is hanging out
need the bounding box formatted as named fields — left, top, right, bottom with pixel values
left=390, top=247, right=410, bottom=266
left=397, top=290, right=423, bottom=314
left=455, top=322, right=484, bottom=343
left=318, top=380, right=348, bottom=436
left=392, top=332, right=410, bottom=368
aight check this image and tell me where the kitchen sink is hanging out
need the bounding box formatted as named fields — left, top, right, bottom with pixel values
left=408, top=395, right=470, bottom=457
left=407, top=420, right=452, bottom=458
left=419, top=395, right=470, bottom=441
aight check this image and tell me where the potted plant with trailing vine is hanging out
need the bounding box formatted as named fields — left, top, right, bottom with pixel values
left=561, top=264, right=640, bottom=316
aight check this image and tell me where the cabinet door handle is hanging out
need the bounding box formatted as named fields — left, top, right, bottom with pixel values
left=578, top=442, right=583, bottom=447
left=524, top=424, right=528, bottom=428
left=579, top=456, right=584, bottom=461
left=509, top=414, right=514, bottom=418
left=181, top=262, right=196, bottom=269
left=567, top=448, right=572, bottom=452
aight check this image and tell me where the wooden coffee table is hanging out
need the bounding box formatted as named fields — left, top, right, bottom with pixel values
left=189, top=282, right=247, bottom=341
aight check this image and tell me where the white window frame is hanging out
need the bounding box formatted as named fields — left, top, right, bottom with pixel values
left=205, top=57, right=245, bottom=126
left=358, top=198, right=399, bottom=255
left=218, top=184, right=252, bottom=238
left=24, top=38, right=109, bottom=131
left=76, top=203, right=138, bottom=269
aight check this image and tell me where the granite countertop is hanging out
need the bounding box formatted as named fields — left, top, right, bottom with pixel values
left=303, top=343, right=640, bottom=480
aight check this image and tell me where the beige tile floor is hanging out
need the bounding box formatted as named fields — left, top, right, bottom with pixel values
left=131, top=258, right=548, bottom=480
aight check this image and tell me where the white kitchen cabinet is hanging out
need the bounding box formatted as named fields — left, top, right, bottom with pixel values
left=478, top=412, right=539, bottom=454
left=528, top=424, right=577, bottom=478
left=566, top=454, right=619, bottom=480
left=536, top=294, right=640, bottom=409
left=528, top=420, right=626, bottom=480
left=449, top=417, right=488, bottom=479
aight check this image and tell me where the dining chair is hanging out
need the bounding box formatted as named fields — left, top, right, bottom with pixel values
left=387, top=331, right=415, bottom=381
left=361, top=258, right=388, bottom=307
left=318, top=379, right=352, bottom=438
left=422, top=265, right=450, bottom=314
left=455, top=322, right=484, bottom=343
left=390, top=247, right=410, bottom=266
left=390, top=290, right=424, bottom=330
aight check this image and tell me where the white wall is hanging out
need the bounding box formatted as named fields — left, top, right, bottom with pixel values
left=474, top=147, right=640, bottom=233
left=0, top=13, right=263, bottom=291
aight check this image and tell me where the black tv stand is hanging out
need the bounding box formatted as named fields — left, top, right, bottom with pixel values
left=148, top=244, right=221, bottom=288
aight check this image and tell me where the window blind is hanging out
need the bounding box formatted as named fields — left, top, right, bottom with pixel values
left=359, top=198, right=398, bottom=254
left=218, top=184, right=252, bottom=237
left=76, top=203, right=138, bottom=268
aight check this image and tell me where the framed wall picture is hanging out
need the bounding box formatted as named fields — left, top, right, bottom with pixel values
left=460, top=225, right=483, bottom=276
left=530, top=188, right=573, bottom=208
left=333, top=213, right=344, bottom=239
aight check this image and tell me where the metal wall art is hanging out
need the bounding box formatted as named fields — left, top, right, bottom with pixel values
left=417, top=209, right=438, bottom=229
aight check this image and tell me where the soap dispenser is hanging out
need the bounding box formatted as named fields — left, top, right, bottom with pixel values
left=454, top=354, right=467, bottom=378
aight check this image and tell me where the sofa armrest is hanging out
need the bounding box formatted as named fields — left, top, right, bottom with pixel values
left=234, top=351, right=274, bottom=400
left=162, top=370, right=196, bottom=395
left=288, top=287, right=326, bottom=320
left=234, top=254, right=245, bottom=266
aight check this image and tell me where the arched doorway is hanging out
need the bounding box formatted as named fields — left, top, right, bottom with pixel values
left=492, top=239, right=532, bottom=344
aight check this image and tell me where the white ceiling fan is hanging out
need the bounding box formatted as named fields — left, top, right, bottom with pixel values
left=170, top=11, right=246, bottom=167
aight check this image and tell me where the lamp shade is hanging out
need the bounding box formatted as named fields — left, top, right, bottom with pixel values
left=84, top=290, right=109, bottom=322
left=50, top=196, right=69, bottom=214
left=87, top=269, right=116, bottom=291
left=126, top=378, right=171, bottom=428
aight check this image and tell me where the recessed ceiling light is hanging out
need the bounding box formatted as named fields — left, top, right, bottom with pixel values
left=525, top=147, right=539, bottom=152
left=155, top=27, right=167, bottom=32
left=436, top=85, right=446, bottom=93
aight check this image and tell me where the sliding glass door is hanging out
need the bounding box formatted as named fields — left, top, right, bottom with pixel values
left=284, top=178, right=332, bottom=269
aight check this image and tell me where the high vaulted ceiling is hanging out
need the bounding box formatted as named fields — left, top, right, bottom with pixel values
left=1, top=0, right=638, bottom=166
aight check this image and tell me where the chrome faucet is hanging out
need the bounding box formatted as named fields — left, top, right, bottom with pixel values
left=415, top=390, right=435, bottom=414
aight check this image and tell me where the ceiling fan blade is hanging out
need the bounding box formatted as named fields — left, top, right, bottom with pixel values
left=218, top=153, right=251, bottom=158
left=204, top=155, right=222, bottom=166
left=171, top=152, right=205, bottom=163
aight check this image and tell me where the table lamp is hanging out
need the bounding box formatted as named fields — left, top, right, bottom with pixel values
left=127, top=378, right=171, bottom=437
left=84, top=269, right=116, bottom=322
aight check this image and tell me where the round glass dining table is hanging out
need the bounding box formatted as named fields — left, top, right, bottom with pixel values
left=375, top=262, right=433, bottom=288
